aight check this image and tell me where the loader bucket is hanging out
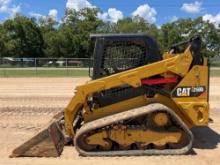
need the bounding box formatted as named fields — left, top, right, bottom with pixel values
left=10, top=120, right=65, bottom=158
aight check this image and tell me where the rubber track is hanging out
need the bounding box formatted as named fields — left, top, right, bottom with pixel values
left=74, top=103, right=194, bottom=156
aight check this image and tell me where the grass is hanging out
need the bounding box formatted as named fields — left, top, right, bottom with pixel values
left=210, top=69, right=220, bottom=77
left=0, top=68, right=219, bottom=77
left=0, top=69, right=89, bottom=77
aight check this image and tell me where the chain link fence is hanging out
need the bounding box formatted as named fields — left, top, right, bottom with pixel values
left=0, top=57, right=219, bottom=77
left=0, top=58, right=93, bottom=77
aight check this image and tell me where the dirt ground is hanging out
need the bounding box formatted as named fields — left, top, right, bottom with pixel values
left=0, top=77, right=219, bottom=165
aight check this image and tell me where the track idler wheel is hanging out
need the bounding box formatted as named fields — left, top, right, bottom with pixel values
left=152, top=112, right=170, bottom=127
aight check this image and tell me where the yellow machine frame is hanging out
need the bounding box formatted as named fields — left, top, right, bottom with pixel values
left=64, top=46, right=209, bottom=137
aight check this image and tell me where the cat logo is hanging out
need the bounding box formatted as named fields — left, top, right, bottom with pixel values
left=172, top=86, right=206, bottom=97
left=177, top=87, right=191, bottom=97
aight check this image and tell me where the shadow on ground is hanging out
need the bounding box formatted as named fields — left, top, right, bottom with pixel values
left=192, top=126, right=220, bottom=149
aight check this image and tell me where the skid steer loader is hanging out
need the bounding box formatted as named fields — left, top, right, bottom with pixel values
left=10, top=34, right=210, bottom=157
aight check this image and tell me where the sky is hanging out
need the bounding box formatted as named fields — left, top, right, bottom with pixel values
left=0, top=0, right=220, bottom=26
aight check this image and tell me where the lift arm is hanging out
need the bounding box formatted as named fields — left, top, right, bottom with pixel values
left=64, top=47, right=193, bottom=137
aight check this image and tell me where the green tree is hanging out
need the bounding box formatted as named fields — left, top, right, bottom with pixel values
left=0, top=11, right=219, bottom=60
left=39, top=17, right=58, bottom=32
left=104, top=16, right=160, bottom=43
left=38, top=15, right=61, bottom=58
left=159, top=17, right=220, bottom=58
left=59, top=8, right=103, bottom=58
left=0, top=24, right=6, bottom=58
left=3, top=14, right=44, bottom=58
